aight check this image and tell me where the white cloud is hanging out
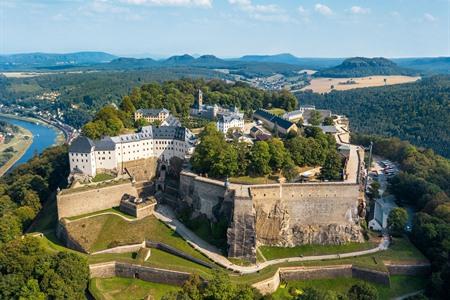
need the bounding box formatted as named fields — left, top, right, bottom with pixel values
left=350, top=6, right=369, bottom=15
left=424, top=13, right=436, bottom=22
left=314, top=3, right=332, bottom=16
left=298, top=5, right=307, bottom=15
left=228, top=0, right=280, bottom=14
left=228, top=0, right=291, bottom=23
left=122, top=0, right=212, bottom=7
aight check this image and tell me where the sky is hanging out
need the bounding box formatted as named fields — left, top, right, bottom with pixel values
left=1, top=0, right=449, bottom=58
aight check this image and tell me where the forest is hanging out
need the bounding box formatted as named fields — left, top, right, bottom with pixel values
left=81, top=78, right=298, bottom=139
left=297, top=75, right=450, bottom=158
left=352, top=133, right=450, bottom=299
left=0, top=145, right=90, bottom=299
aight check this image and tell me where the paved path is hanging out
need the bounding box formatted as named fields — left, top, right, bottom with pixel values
left=393, top=290, right=424, bottom=300
left=154, top=205, right=389, bottom=274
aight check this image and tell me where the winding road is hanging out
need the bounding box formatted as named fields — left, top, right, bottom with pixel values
left=154, top=205, right=389, bottom=274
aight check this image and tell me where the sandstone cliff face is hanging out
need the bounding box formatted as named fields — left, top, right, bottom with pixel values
left=254, top=199, right=364, bottom=247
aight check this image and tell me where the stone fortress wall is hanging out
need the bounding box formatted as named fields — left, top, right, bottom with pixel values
left=178, top=171, right=364, bottom=261
left=57, top=181, right=139, bottom=219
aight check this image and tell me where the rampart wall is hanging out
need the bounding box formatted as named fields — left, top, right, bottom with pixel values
left=89, top=261, right=191, bottom=286
left=57, top=181, right=138, bottom=219
left=178, top=172, right=363, bottom=260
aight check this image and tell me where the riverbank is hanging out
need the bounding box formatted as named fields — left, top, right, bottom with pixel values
left=0, top=113, right=65, bottom=146
left=0, top=125, right=33, bottom=176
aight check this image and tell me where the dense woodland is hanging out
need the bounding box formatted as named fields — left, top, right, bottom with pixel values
left=352, top=134, right=450, bottom=299
left=297, top=76, right=450, bottom=158
left=81, top=78, right=298, bottom=139
left=0, top=145, right=90, bottom=299
left=0, top=69, right=227, bottom=128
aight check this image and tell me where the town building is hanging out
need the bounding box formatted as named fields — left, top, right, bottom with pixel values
left=253, top=109, right=298, bottom=136
left=68, top=125, right=196, bottom=177
left=134, top=108, right=170, bottom=123
left=216, top=108, right=244, bottom=134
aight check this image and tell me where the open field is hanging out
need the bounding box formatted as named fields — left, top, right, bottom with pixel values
left=89, top=277, right=180, bottom=300
left=272, top=275, right=427, bottom=300
left=0, top=125, right=33, bottom=176
left=301, top=75, right=420, bottom=93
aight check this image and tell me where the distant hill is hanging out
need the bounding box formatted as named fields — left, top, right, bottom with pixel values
left=238, top=53, right=343, bottom=69
left=0, top=51, right=117, bottom=69
left=297, top=75, right=450, bottom=158
left=394, top=57, right=450, bottom=75
left=94, top=54, right=304, bottom=78
left=315, top=57, right=417, bottom=78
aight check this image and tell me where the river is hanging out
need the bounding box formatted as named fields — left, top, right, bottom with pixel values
left=0, top=115, right=59, bottom=172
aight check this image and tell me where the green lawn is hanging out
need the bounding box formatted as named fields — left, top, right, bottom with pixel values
left=267, top=108, right=286, bottom=116
left=230, top=175, right=278, bottom=185
left=271, top=275, right=428, bottom=300
left=259, top=241, right=377, bottom=261
left=92, top=173, right=116, bottom=182
left=89, top=277, right=180, bottom=300
left=64, top=214, right=211, bottom=263
left=65, top=207, right=136, bottom=221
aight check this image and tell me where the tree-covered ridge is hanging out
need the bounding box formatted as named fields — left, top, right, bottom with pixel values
left=191, top=124, right=343, bottom=181
left=0, top=145, right=90, bottom=299
left=314, top=57, right=416, bottom=78
left=297, top=76, right=450, bottom=158
left=352, top=134, right=450, bottom=299
left=82, top=78, right=298, bottom=139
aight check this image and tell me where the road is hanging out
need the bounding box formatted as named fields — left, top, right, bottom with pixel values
left=154, top=205, right=389, bottom=274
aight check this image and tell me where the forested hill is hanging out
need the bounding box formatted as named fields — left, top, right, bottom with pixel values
left=296, top=75, right=450, bottom=157
left=315, top=57, right=416, bottom=78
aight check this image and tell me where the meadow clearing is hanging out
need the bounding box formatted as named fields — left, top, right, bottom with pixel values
left=301, top=75, right=420, bottom=93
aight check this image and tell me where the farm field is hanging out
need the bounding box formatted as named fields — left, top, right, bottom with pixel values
left=301, top=75, right=420, bottom=93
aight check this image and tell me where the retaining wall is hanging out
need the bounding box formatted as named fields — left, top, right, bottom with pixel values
left=57, top=181, right=138, bottom=219
left=89, top=261, right=191, bottom=286
left=385, top=263, right=431, bottom=276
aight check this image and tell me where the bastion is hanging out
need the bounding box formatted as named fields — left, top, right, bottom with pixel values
left=178, top=171, right=365, bottom=262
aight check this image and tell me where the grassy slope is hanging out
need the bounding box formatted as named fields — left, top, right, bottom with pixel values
left=259, top=241, right=377, bottom=261
left=89, top=277, right=180, bottom=300
left=271, top=275, right=427, bottom=300
left=65, top=214, right=210, bottom=262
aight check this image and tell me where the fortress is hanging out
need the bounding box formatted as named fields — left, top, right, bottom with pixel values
left=59, top=108, right=366, bottom=261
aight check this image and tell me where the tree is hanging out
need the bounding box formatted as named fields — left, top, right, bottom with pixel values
left=297, top=287, right=342, bottom=300
left=282, top=157, right=298, bottom=182
left=348, top=282, right=378, bottom=300
left=267, top=138, right=289, bottom=171
left=323, top=116, right=335, bottom=126
left=0, top=214, right=22, bottom=244
left=387, top=207, right=408, bottom=237
left=203, top=271, right=236, bottom=300
left=320, top=150, right=343, bottom=180
left=249, top=141, right=271, bottom=176
left=308, top=110, right=322, bottom=126
left=120, top=95, right=136, bottom=115
left=368, top=181, right=380, bottom=200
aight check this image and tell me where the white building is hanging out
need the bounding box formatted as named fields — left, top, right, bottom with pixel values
left=216, top=109, right=244, bottom=134
left=68, top=125, right=196, bottom=177
left=369, top=195, right=398, bottom=231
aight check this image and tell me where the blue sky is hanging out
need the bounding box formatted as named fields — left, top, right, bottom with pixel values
left=1, top=0, right=449, bottom=57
